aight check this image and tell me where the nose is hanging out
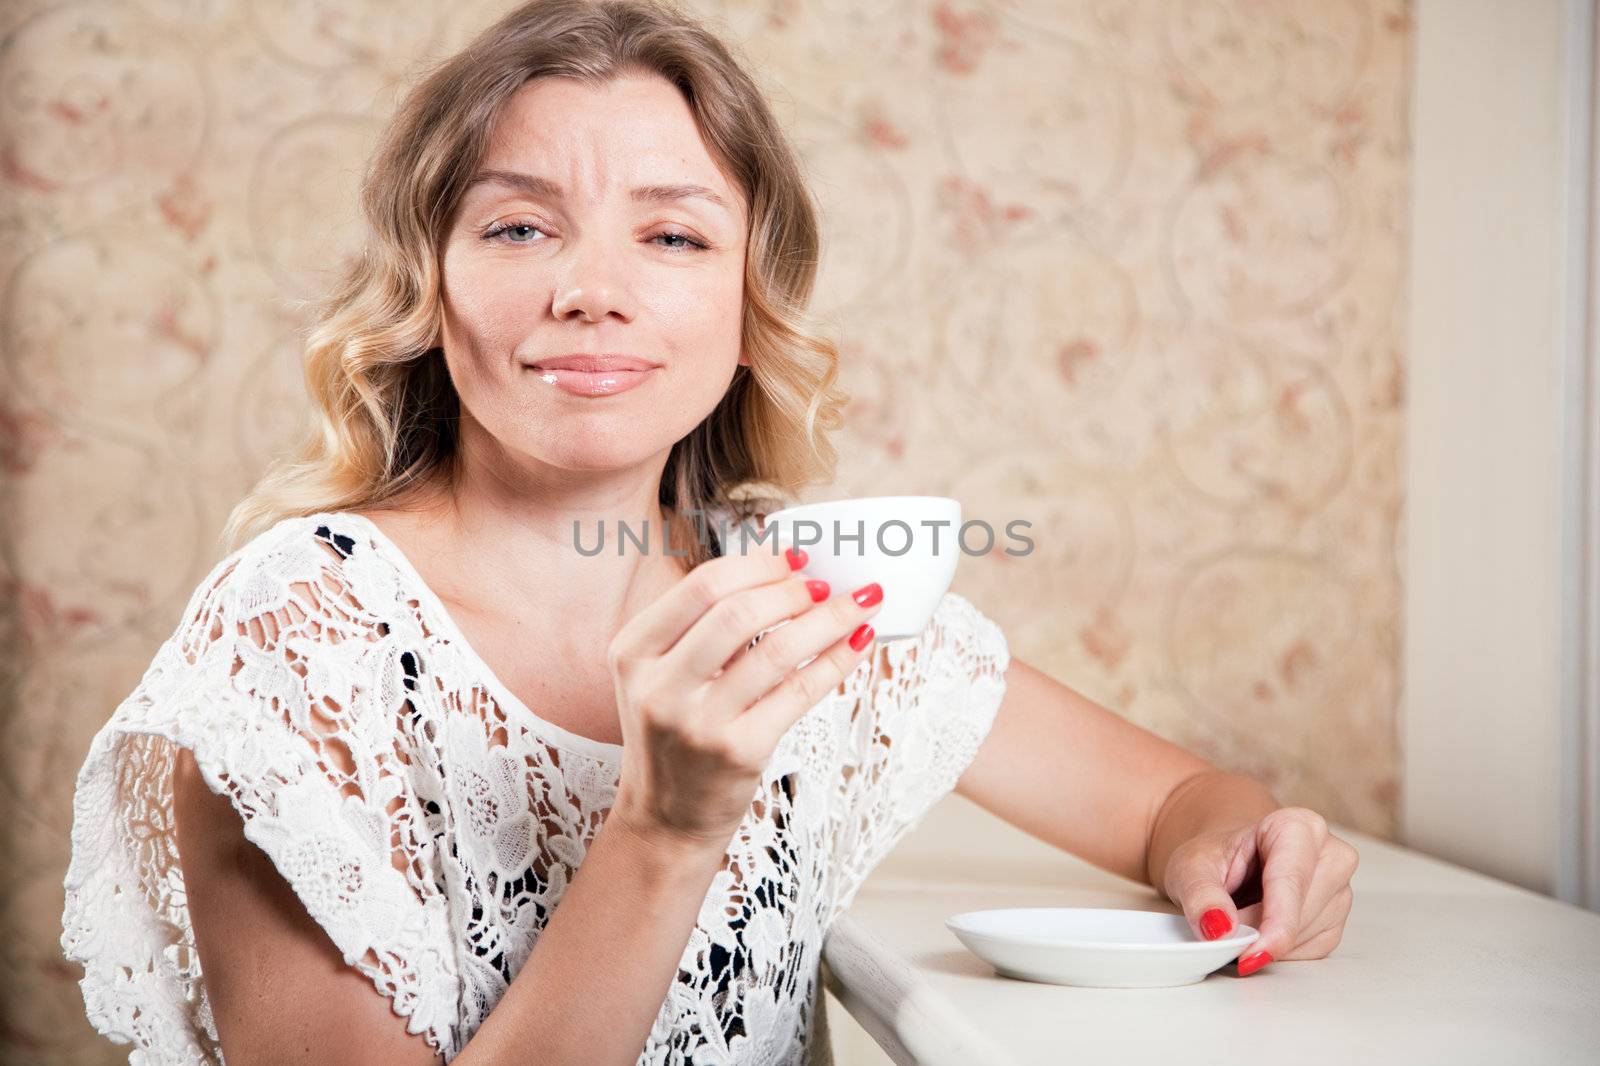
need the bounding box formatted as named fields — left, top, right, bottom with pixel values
left=551, top=238, right=634, bottom=324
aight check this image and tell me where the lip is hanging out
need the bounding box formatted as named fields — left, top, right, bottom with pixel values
left=528, top=354, right=661, bottom=373
left=527, top=365, right=658, bottom=397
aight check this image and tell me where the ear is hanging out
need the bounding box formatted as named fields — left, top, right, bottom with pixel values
left=736, top=351, right=750, bottom=367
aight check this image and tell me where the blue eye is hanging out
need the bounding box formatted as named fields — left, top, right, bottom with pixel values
left=653, top=231, right=708, bottom=252
left=480, top=220, right=709, bottom=252
left=483, top=221, right=544, bottom=243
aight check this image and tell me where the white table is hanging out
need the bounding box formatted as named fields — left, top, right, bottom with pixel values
left=821, top=825, right=1600, bottom=1064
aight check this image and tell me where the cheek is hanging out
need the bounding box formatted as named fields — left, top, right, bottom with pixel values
left=639, top=269, right=745, bottom=354
left=440, top=249, right=530, bottom=345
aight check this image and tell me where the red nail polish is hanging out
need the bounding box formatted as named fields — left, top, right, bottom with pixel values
left=849, top=623, right=875, bottom=651
left=1200, top=908, right=1231, bottom=941
left=785, top=546, right=807, bottom=570
left=806, top=579, right=830, bottom=602
left=1237, top=951, right=1273, bottom=976
left=851, top=582, right=883, bottom=607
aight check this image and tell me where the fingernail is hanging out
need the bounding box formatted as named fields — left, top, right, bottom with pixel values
left=785, top=546, right=807, bottom=570
left=1200, top=908, right=1231, bottom=941
left=849, top=623, right=875, bottom=651
left=806, top=579, right=830, bottom=602
left=851, top=582, right=883, bottom=607
left=1237, top=951, right=1273, bottom=977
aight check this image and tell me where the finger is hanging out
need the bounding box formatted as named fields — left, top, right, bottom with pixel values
left=712, top=584, right=884, bottom=714
left=715, top=619, right=782, bottom=675
left=1240, top=814, right=1324, bottom=974
left=1286, top=921, right=1344, bottom=962
left=617, top=542, right=805, bottom=660
left=1232, top=836, right=1355, bottom=935
left=1236, top=892, right=1340, bottom=959
left=713, top=552, right=817, bottom=676
left=716, top=636, right=755, bottom=677
left=1167, top=839, right=1246, bottom=943
left=1277, top=886, right=1353, bottom=961
left=727, top=620, right=878, bottom=750
left=665, top=574, right=832, bottom=681
left=1294, top=836, right=1360, bottom=934
left=717, top=613, right=803, bottom=676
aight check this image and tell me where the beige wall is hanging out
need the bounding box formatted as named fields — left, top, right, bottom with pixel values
left=0, top=1, right=1412, bottom=1063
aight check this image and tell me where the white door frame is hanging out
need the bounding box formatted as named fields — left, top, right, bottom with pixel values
left=1556, top=0, right=1600, bottom=912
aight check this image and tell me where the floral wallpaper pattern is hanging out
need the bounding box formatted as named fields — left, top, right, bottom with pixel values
left=0, top=0, right=1411, bottom=1061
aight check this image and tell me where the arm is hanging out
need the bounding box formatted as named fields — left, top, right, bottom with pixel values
left=953, top=656, right=1266, bottom=890
left=949, top=649, right=1360, bottom=975
left=173, top=746, right=728, bottom=1066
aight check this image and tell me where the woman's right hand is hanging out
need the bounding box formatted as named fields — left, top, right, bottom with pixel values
left=605, top=544, right=883, bottom=851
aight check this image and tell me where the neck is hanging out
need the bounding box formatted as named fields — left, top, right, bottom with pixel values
left=408, top=420, right=697, bottom=636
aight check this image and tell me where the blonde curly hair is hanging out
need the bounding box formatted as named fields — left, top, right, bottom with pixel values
left=223, top=0, right=846, bottom=567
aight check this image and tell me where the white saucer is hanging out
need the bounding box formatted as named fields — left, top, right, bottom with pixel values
left=946, top=907, right=1261, bottom=988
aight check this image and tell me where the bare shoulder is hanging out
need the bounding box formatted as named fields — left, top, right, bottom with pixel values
left=349, top=498, right=464, bottom=576
left=348, top=503, right=436, bottom=553
left=349, top=504, right=476, bottom=609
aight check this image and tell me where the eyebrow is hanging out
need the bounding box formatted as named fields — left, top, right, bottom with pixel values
left=468, top=168, right=736, bottom=214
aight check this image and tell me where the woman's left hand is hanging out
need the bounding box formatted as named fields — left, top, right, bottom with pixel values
left=1161, top=806, right=1359, bottom=976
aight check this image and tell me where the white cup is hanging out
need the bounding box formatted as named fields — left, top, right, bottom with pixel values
left=730, top=495, right=962, bottom=641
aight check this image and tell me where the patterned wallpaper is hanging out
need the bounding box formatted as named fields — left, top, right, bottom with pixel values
left=0, top=0, right=1411, bottom=1062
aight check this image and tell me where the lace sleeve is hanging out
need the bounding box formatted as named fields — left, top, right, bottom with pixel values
left=60, top=528, right=463, bottom=1064
left=825, top=592, right=1011, bottom=922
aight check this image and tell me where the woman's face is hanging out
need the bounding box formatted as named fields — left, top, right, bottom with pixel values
left=438, top=72, right=748, bottom=474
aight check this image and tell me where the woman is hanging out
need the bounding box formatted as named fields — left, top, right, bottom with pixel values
left=60, top=1, right=1358, bottom=1064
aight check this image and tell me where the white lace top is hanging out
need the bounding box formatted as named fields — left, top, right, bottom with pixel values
left=60, top=510, right=1010, bottom=1066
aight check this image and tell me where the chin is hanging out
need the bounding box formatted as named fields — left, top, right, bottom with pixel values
left=504, top=389, right=721, bottom=468
left=533, top=431, right=674, bottom=472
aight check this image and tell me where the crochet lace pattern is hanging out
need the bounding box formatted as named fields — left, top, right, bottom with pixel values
left=61, top=511, right=1009, bottom=1065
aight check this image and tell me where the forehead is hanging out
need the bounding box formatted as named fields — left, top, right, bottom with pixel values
left=478, top=73, right=738, bottom=203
